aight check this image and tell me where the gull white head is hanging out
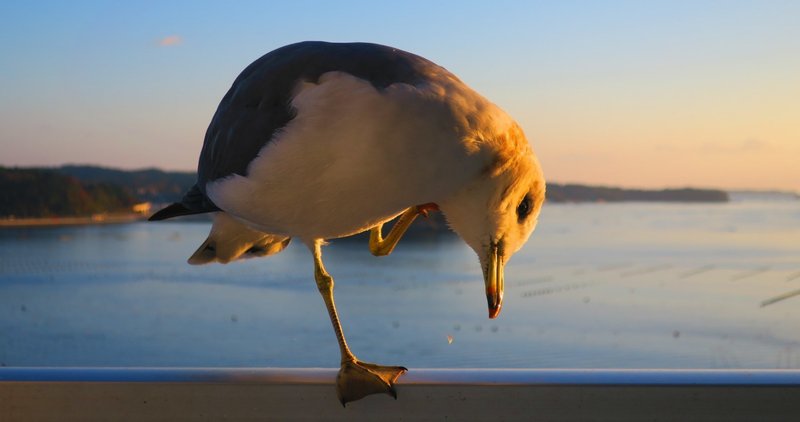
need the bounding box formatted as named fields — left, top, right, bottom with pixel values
left=439, top=122, right=545, bottom=319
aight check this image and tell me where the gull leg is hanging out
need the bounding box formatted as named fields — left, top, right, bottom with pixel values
left=312, top=240, right=407, bottom=405
left=369, top=203, right=439, bottom=256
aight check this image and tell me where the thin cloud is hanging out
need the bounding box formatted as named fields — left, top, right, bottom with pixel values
left=656, top=138, right=772, bottom=155
left=739, top=138, right=769, bottom=151
left=699, top=139, right=771, bottom=154
left=157, top=35, right=183, bottom=47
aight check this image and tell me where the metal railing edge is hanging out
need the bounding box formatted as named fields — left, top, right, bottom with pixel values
left=3, top=367, right=800, bottom=386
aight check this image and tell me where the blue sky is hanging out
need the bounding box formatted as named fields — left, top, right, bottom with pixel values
left=1, top=1, right=798, bottom=190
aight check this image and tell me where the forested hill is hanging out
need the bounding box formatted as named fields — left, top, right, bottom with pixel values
left=0, top=167, right=138, bottom=218
left=0, top=165, right=196, bottom=218
left=58, top=165, right=195, bottom=204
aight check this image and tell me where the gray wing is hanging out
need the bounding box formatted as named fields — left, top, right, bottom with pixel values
left=152, top=41, right=445, bottom=221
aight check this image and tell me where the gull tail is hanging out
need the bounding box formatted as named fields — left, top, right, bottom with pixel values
left=189, top=212, right=291, bottom=265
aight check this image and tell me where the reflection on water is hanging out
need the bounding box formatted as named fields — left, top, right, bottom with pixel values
left=1, top=202, right=799, bottom=369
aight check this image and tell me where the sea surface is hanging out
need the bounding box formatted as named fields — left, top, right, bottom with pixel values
left=1, top=201, right=799, bottom=369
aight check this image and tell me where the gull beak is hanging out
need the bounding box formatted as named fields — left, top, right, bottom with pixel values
left=483, top=241, right=505, bottom=319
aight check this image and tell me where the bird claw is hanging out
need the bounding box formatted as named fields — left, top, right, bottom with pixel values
left=415, top=203, right=439, bottom=218
left=336, top=359, right=407, bottom=406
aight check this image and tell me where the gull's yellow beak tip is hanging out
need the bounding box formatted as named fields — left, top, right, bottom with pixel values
left=484, top=241, right=504, bottom=320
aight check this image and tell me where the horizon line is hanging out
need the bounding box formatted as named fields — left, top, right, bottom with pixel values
left=1, top=162, right=797, bottom=195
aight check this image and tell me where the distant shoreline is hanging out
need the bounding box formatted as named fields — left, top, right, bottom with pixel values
left=545, top=184, right=730, bottom=203
left=4, top=166, right=796, bottom=220
left=0, top=213, right=147, bottom=228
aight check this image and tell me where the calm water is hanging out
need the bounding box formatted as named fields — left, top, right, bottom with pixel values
left=1, top=201, right=799, bottom=369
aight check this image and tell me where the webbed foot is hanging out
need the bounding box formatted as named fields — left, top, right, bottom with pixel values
left=336, top=359, right=407, bottom=406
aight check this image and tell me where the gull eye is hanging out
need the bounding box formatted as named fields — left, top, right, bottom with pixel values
left=516, top=195, right=532, bottom=221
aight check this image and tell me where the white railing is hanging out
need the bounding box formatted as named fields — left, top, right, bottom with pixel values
left=2, top=368, right=800, bottom=420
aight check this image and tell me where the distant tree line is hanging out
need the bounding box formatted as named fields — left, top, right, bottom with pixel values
left=1, top=165, right=733, bottom=219
left=57, top=165, right=196, bottom=204
left=0, top=167, right=139, bottom=218
left=545, top=184, right=729, bottom=203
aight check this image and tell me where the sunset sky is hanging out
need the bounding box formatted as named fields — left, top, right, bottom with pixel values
left=1, top=1, right=798, bottom=191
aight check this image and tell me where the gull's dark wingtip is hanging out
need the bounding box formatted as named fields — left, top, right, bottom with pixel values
left=148, top=203, right=194, bottom=221
left=149, top=184, right=221, bottom=221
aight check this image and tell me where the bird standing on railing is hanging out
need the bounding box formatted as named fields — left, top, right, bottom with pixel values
left=150, top=41, right=545, bottom=405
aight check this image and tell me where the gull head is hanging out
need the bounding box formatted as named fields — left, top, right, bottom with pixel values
left=439, top=122, right=545, bottom=319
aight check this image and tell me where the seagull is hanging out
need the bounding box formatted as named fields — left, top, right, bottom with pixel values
left=150, top=41, right=545, bottom=405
